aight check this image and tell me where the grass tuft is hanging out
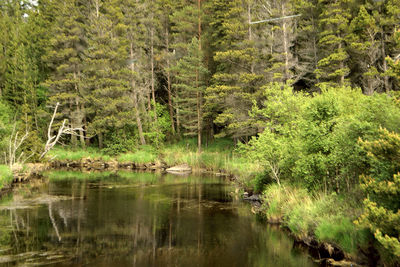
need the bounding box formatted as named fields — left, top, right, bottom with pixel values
left=0, top=165, right=13, bottom=189
left=261, top=183, right=371, bottom=253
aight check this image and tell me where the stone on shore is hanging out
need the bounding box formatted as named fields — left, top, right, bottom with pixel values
left=166, top=164, right=192, bottom=174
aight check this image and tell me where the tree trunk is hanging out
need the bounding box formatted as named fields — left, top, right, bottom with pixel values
left=176, top=106, right=180, bottom=135
left=130, top=42, right=146, bottom=145
left=339, top=42, right=345, bottom=85
left=166, top=26, right=175, bottom=134
left=151, top=20, right=157, bottom=124
left=381, top=33, right=390, bottom=93
left=197, top=0, right=202, bottom=153
left=98, top=132, right=103, bottom=149
left=77, top=103, right=85, bottom=148
left=248, top=2, right=255, bottom=74
left=282, top=3, right=289, bottom=81
left=70, top=102, right=77, bottom=147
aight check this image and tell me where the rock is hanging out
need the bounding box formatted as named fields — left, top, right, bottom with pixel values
left=166, top=164, right=192, bottom=174
left=243, top=194, right=261, bottom=202
left=325, top=259, right=360, bottom=267
left=107, top=160, right=118, bottom=169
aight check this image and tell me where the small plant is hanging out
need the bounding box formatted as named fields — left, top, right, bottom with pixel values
left=0, top=165, right=13, bottom=189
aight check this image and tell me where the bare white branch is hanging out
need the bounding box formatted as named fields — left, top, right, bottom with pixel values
left=40, top=104, right=85, bottom=159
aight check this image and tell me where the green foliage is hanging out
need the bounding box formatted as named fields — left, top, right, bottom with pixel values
left=173, top=37, right=207, bottom=139
left=262, top=184, right=370, bottom=253
left=246, top=84, right=400, bottom=192
left=117, top=146, right=157, bottom=164
left=356, top=129, right=400, bottom=264
left=0, top=101, right=11, bottom=156
left=0, top=165, right=13, bottom=190
left=144, top=103, right=172, bottom=147
left=315, top=218, right=370, bottom=253
left=48, top=147, right=111, bottom=161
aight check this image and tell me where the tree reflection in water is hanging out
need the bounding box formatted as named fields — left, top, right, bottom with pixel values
left=0, top=172, right=316, bottom=267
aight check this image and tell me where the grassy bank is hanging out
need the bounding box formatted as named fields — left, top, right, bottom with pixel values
left=261, top=183, right=371, bottom=256
left=47, top=139, right=262, bottom=181
left=0, top=165, right=13, bottom=190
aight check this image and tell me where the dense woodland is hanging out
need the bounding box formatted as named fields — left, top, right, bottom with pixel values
left=1, top=0, right=400, bottom=265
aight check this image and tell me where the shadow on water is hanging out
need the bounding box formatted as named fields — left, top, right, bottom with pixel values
left=0, top=171, right=317, bottom=267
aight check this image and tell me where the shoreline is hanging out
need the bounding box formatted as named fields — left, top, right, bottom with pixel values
left=5, top=159, right=369, bottom=267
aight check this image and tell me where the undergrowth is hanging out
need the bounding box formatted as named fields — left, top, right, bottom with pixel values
left=262, top=183, right=371, bottom=253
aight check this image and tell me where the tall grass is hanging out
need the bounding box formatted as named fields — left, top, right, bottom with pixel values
left=48, top=147, right=111, bottom=161
left=0, top=165, right=13, bottom=189
left=262, top=184, right=370, bottom=253
left=117, top=145, right=157, bottom=163
left=45, top=139, right=261, bottom=180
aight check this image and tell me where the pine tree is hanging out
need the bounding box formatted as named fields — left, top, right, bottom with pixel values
left=170, top=0, right=204, bottom=146
left=205, top=0, right=264, bottom=140
left=264, top=0, right=296, bottom=83
left=44, top=0, right=86, bottom=147
left=83, top=0, right=132, bottom=149
left=315, top=0, right=351, bottom=87
left=173, top=37, right=207, bottom=150
left=349, top=5, right=381, bottom=95
left=380, top=0, right=400, bottom=92
left=357, top=128, right=400, bottom=264
left=157, top=0, right=176, bottom=134
left=122, top=0, right=148, bottom=145
left=292, top=0, right=320, bottom=89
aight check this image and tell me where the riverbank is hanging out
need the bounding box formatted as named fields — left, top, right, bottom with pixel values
left=1, top=143, right=377, bottom=266
left=259, top=184, right=375, bottom=266
left=47, top=141, right=262, bottom=184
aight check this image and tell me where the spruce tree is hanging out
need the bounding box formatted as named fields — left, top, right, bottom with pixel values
left=205, top=0, right=264, bottom=140
left=173, top=37, right=207, bottom=150
left=44, top=0, right=86, bottom=147
left=315, top=0, right=351, bottom=87
left=83, top=0, right=131, bottom=150
left=349, top=5, right=381, bottom=95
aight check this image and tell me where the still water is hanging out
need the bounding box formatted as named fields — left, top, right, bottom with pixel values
left=0, top=171, right=316, bottom=267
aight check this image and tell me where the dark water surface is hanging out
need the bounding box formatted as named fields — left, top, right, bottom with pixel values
left=0, top=171, right=316, bottom=267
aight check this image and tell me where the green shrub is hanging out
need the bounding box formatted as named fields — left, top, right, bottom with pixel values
left=0, top=165, right=13, bottom=189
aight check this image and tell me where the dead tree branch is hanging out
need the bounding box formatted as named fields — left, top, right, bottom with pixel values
left=40, top=102, right=84, bottom=159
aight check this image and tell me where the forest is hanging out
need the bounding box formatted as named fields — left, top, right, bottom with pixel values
left=0, top=0, right=400, bottom=265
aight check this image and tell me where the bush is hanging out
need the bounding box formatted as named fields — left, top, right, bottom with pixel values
left=0, top=165, right=13, bottom=189
left=246, top=84, right=400, bottom=192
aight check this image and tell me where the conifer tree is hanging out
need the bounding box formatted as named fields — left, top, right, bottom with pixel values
left=315, top=0, right=351, bottom=86
left=349, top=5, right=381, bottom=95
left=122, top=0, right=148, bottom=145
left=206, top=0, right=264, bottom=140
left=292, top=0, right=320, bottom=88
left=44, top=0, right=86, bottom=147
left=83, top=0, right=131, bottom=149
left=170, top=0, right=204, bottom=144
left=173, top=37, right=207, bottom=150
left=357, top=128, right=400, bottom=264
left=264, top=0, right=296, bottom=83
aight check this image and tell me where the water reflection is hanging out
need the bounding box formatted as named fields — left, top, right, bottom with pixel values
left=0, top=172, right=316, bottom=266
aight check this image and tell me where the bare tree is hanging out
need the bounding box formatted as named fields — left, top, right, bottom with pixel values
left=4, top=122, right=33, bottom=169
left=40, top=102, right=84, bottom=159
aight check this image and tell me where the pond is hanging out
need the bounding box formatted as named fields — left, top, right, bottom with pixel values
left=0, top=171, right=317, bottom=267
